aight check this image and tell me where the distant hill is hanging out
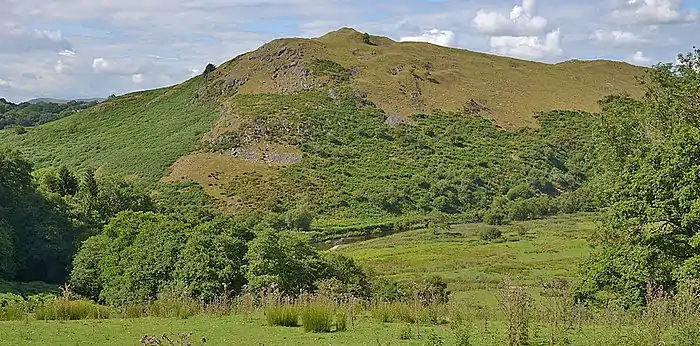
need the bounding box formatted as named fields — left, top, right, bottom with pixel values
left=0, top=27, right=647, bottom=224
left=0, top=98, right=99, bottom=130
left=25, top=97, right=106, bottom=105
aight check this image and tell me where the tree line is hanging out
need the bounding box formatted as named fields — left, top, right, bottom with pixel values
left=0, top=98, right=98, bottom=131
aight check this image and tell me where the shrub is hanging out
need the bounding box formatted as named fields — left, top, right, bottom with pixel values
left=284, top=204, right=314, bottom=230
left=424, top=330, right=444, bottom=346
left=451, top=320, right=471, bottom=346
left=416, top=276, right=450, bottom=305
left=265, top=304, right=300, bottom=327
left=362, top=33, right=372, bottom=45
left=479, top=227, right=503, bottom=242
left=301, top=303, right=334, bottom=333
left=483, top=209, right=507, bottom=225
left=35, top=299, right=111, bottom=320
left=0, top=296, right=27, bottom=321
left=498, top=285, right=531, bottom=346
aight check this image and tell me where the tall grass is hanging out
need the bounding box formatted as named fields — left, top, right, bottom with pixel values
left=498, top=285, right=531, bottom=346
left=300, top=303, right=334, bottom=333
left=147, top=293, right=201, bottom=319
left=0, top=303, right=27, bottom=321
left=265, top=304, right=300, bottom=327
left=34, top=299, right=111, bottom=320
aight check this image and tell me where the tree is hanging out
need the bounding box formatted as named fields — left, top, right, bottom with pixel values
left=577, top=49, right=700, bottom=307
left=362, top=33, right=373, bottom=45
left=0, top=221, right=15, bottom=280
left=70, top=234, right=109, bottom=300
left=203, top=63, right=216, bottom=75
left=97, top=211, right=188, bottom=305
left=245, top=230, right=324, bottom=296
left=173, top=217, right=252, bottom=300
left=56, top=166, right=79, bottom=196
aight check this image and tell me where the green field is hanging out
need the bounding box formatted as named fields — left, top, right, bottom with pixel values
left=2, top=213, right=699, bottom=345
left=0, top=214, right=593, bottom=345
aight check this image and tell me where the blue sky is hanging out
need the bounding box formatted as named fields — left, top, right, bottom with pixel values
left=1, top=0, right=698, bottom=102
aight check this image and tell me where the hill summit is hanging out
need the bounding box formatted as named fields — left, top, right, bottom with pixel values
left=0, top=27, right=646, bottom=222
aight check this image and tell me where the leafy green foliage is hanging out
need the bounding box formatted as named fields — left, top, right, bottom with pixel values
left=577, top=48, right=700, bottom=307
left=172, top=217, right=253, bottom=300
left=245, top=230, right=370, bottom=297
left=0, top=98, right=98, bottom=130
left=221, top=92, right=595, bottom=225
left=71, top=211, right=257, bottom=305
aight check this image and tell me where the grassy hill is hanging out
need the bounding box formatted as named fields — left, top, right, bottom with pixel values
left=0, top=28, right=646, bottom=224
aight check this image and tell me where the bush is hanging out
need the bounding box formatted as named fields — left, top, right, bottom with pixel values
left=479, top=227, right=503, bottom=242
left=483, top=209, right=507, bottom=225
left=265, top=304, right=300, bottom=327
left=35, top=299, right=111, bottom=320
left=301, top=303, right=334, bottom=333
left=284, top=205, right=314, bottom=230
left=416, top=276, right=450, bottom=305
left=0, top=294, right=27, bottom=321
left=451, top=320, right=472, bottom=346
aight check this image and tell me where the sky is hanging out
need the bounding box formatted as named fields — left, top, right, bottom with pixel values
left=0, top=0, right=698, bottom=103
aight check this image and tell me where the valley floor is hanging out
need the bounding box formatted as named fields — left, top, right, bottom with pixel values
left=8, top=213, right=666, bottom=346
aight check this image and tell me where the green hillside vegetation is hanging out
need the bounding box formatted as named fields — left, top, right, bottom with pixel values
left=0, top=28, right=642, bottom=228
left=0, top=79, right=217, bottom=180
left=0, top=98, right=98, bottom=130
left=3, top=30, right=700, bottom=346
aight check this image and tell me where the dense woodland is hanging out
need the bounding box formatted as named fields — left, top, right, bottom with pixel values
left=0, top=98, right=98, bottom=131
left=0, top=48, right=699, bottom=315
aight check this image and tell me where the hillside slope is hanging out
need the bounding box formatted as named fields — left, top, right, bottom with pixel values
left=0, top=28, right=646, bottom=222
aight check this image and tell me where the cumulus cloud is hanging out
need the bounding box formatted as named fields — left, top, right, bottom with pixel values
left=58, top=50, right=76, bottom=57
left=490, top=29, right=563, bottom=60
left=131, top=73, right=144, bottom=84
left=399, top=28, right=457, bottom=47
left=188, top=68, right=200, bottom=76
left=473, top=0, right=548, bottom=36
left=629, top=51, right=652, bottom=65
left=0, top=24, right=73, bottom=54
left=92, top=57, right=148, bottom=76
left=0, top=78, right=13, bottom=89
left=610, top=0, right=698, bottom=25
left=591, top=29, right=648, bottom=45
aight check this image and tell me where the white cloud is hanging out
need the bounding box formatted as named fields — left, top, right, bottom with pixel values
left=399, top=28, right=456, bottom=47
left=473, top=0, right=548, bottom=36
left=610, top=0, right=698, bottom=25
left=490, top=29, right=563, bottom=60
left=131, top=73, right=144, bottom=84
left=92, top=58, right=110, bottom=73
left=0, top=78, right=13, bottom=88
left=93, top=57, right=147, bottom=76
left=629, top=51, right=652, bottom=65
left=188, top=68, right=200, bottom=76
left=0, top=24, right=74, bottom=54
left=54, top=60, right=68, bottom=74
left=591, top=29, right=648, bottom=45
left=58, top=49, right=76, bottom=57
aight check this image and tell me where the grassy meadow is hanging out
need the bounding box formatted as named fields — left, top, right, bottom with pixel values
left=3, top=213, right=700, bottom=345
